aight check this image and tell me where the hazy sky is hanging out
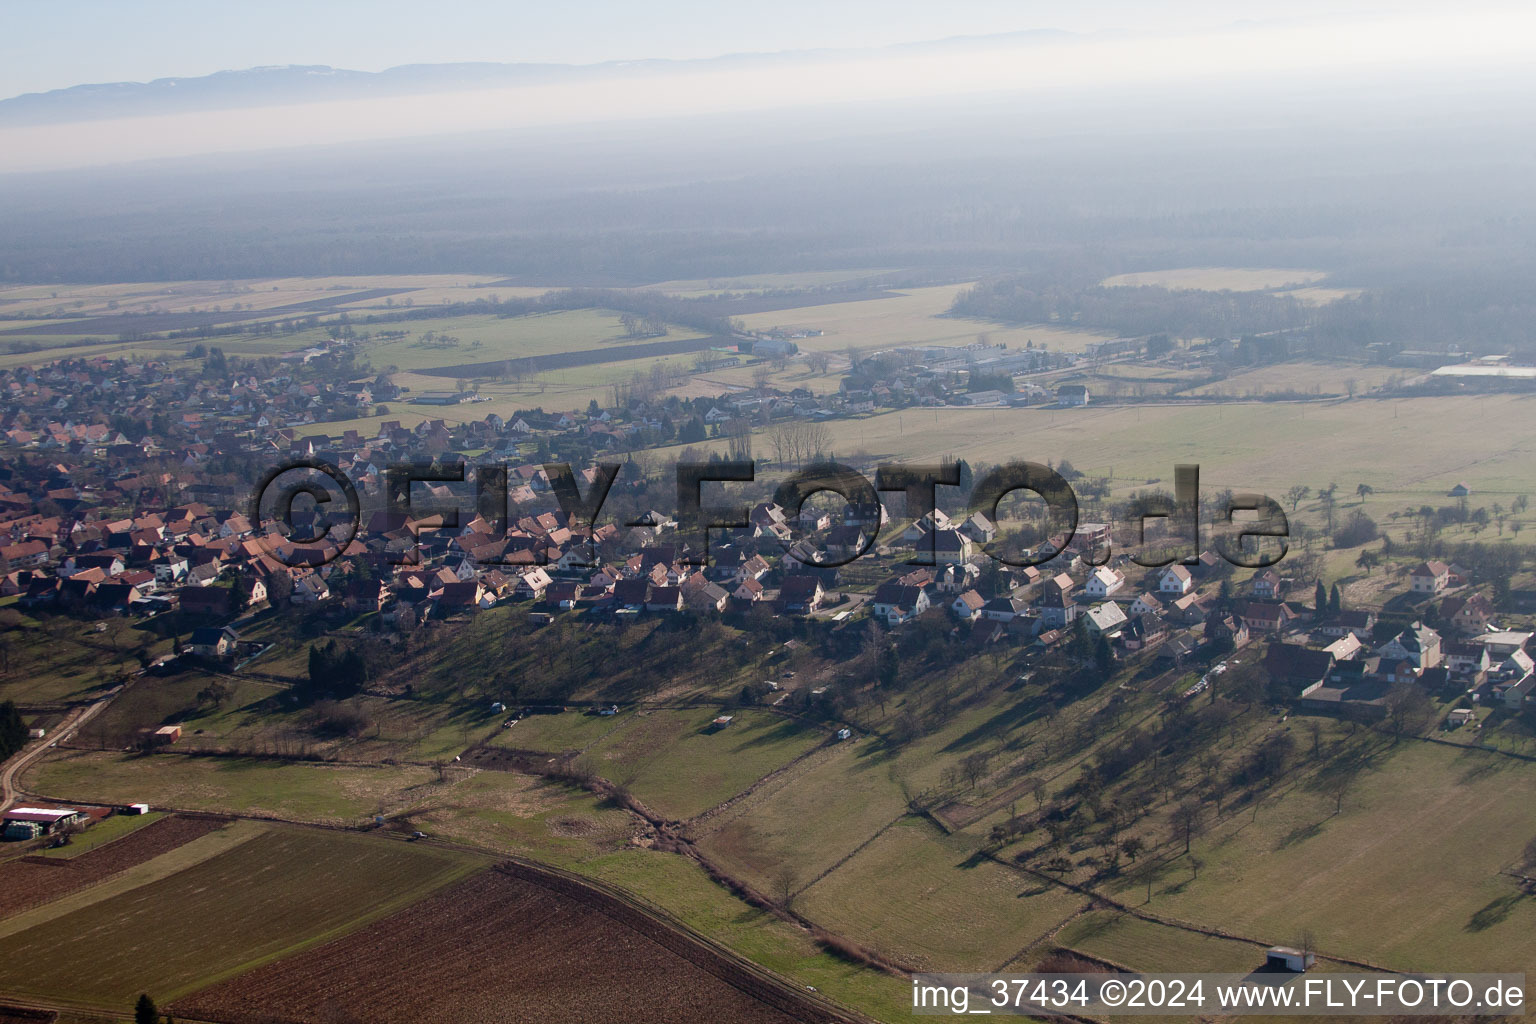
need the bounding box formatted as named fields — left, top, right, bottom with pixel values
left=0, top=0, right=1525, bottom=99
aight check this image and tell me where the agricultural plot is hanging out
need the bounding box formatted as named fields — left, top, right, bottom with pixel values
left=0, top=826, right=484, bottom=1007
left=735, top=284, right=1115, bottom=355
left=797, top=394, right=1536, bottom=517
left=1184, top=361, right=1404, bottom=398
left=580, top=709, right=825, bottom=821
left=0, top=815, right=228, bottom=920
left=172, top=864, right=844, bottom=1024
left=798, top=817, right=1089, bottom=972
left=580, top=848, right=915, bottom=1022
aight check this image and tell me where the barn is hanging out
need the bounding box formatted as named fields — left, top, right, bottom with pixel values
left=1265, top=946, right=1316, bottom=972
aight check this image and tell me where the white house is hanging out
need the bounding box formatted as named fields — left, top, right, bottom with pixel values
left=1159, top=565, right=1194, bottom=596
left=1084, top=566, right=1126, bottom=599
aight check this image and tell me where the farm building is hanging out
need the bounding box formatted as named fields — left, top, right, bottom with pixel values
left=710, top=715, right=734, bottom=730
left=1265, top=947, right=1316, bottom=972
left=1056, top=384, right=1090, bottom=407
left=3, top=806, right=84, bottom=840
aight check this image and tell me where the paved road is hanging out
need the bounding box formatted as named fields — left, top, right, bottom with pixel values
left=0, top=693, right=115, bottom=812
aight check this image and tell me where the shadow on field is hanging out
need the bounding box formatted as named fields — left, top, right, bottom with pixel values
left=1465, top=893, right=1524, bottom=932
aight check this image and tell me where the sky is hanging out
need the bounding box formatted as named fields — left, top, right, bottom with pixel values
left=1, top=0, right=1526, bottom=100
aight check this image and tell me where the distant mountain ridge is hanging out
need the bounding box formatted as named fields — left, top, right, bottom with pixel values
left=0, top=31, right=1077, bottom=127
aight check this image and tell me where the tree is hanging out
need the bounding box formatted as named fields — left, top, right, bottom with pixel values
left=771, top=864, right=800, bottom=911
left=1172, top=800, right=1204, bottom=854
left=1284, top=485, right=1311, bottom=512
left=1355, top=549, right=1381, bottom=575
left=0, top=700, right=27, bottom=761
left=1328, top=584, right=1341, bottom=616
left=1355, top=483, right=1374, bottom=503
left=1119, top=835, right=1145, bottom=862
left=1384, top=681, right=1432, bottom=741
left=135, top=994, right=159, bottom=1024
left=1313, top=579, right=1327, bottom=619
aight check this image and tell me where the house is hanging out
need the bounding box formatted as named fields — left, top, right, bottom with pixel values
left=1084, top=566, right=1126, bottom=599
left=1056, top=384, right=1090, bottom=407
left=1440, top=592, right=1495, bottom=635
left=1410, top=560, right=1451, bottom=595
left=684, top=581, right=730, bottom=613
left=733, top=578, right=766, bottom=603
left=950, top=590, right=986, bottom=622
left=1204, top=612, right=1249, bottom=650
left=1159, top=565, right=1194, bottom=596
left=1033, top=572, right=1077, bottom=630
left=1448, top=482, right=1471, bottom=498
left=1249, top=568, right=1283, bottom=600
left=872, top=582, right=931, bottom=626
left=1242, top=601, right=1296, bottom=633
left=1443, top=641, right=1491, bottom=679
left=1083, top=602, right=1128, bottom=638
left=958, top=512, right=997, bottom=544
left=612, top=579, right=650, bottom=610
left=437, top=580, right=491, bottom=612
left=515, top=567, right=553, bottom=601
left=186, top=625, right=238, bottom=659
left=780, top=575, right=825, bottom=614
left=930, top=529, right=973, bottom=565
left=646, top=586, right=684, bottom=613
left=1119, top=614, right=1167, bottom=651
left=1129, top=592, right=1164, bottom=618
left=1320, top=609, right=1377, bottom=640
left=343, top=576, right=388, bottom=613
left=1377, top=621, right=1442, bottom=671
left=980, top=595, right=1027, bottom=623
left=824, top=524, right=869, bottom=558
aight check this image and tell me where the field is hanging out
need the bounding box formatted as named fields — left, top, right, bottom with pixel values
left=579, top=709, right=826, bottom=820
left=0, top=825, right=485, bottom=1007
left=797, top=817, right=1089, bottom=972
left=171, top=864, right=848, bottom=1024
left=27, top=749, right=442, bottom=824
left=1100, top=267, right=1328, bottom=292
left=735, top=284, right=1114, bottom=355
left=1104, top=740, right=1536, bottom=973
left=0, top=815, right=228, bottom=919
left=755, top=394, right=1536, bottom=531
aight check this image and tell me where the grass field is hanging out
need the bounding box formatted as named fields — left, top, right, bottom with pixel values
left=798, top=817, right=1089, bottom=972
left=28, top=749, right=444, bottom=824
left=580, top=709, right=825, bottom=820
left=0, top=825, right=485, bottom=1006
left=1104, top=740, right=1536, bottom=973
left=1050, top=911, right=1273, bottom=973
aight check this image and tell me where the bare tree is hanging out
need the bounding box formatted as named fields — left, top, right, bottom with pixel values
left=1172, top=800, right=1205, bottom=854
left=771, top=864, right=800, bottom=911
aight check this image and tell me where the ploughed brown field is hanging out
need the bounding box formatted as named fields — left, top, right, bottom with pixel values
left=0, top=815, right=228, bottom=920
left=174, top=863, right=857, bottom=1024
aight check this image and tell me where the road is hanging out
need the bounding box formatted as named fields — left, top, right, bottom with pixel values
left=0, top=692, right=116, bottom=812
